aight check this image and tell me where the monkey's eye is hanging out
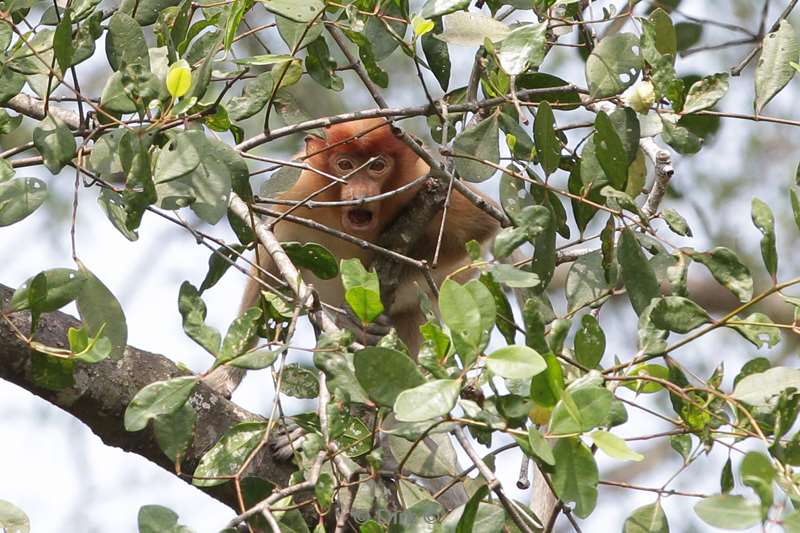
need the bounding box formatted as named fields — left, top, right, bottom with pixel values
left=369, top=159, right=386, bottom=173
left=336, top=158, right=354, bottom=172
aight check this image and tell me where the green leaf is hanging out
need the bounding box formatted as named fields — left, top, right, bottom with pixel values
left=694, top=495, right=761, bottom=530
left=566, top=251, right=615, bottom=313
left=552, top=437, right=598, bottom=518
left=153, top=402, right=197, bottom=464
left=644, top=8, right=677, bottom=59
left=486, top=345, right=546, bottom=379
left=729, top=312, right=780, bottom=349
left=124, top=375, right=199, bottom=431
left=97, top=189, right=138, bottom=240
left=33, top=116, right=76, bottom=174
left=456, top=485, right=489, bottom=533
left=623, top=502, right=668, bottom=533
left=650, top=296, right=710, bottom=333
left=453, top=113, right=500, bottom=182
left=284, top=242, right=338, bottom=280
left=574, top=314, right=605, bottom=368
left=354, top=347, right=425, bottom=407
left=0, top=500, right=30, bottom=533
left=75, top=267, right=128, bottom=359
left=227, top=71, right=274, bottom=121
left=276, top=13, right=322, bottom=50
left=439, top=278, right=495, bottom=362
left=420, top=0, right=469, bottom=18
left=53, top=11, right=74, bottom=72
left=517, top=72, right=581, bottom=110
left=305, top=37, right=343, bottom=91
left=489, top=264, right=539, bottom=288
left=591, top=430, right=644, bottom=461
left=340, top=29, right=388, bottom=88
left=258, top=0, right=324, bottom=23
left=732, top=367, right=800, bottom=407
left=784, top=511, right=800, bottom=533
left=586, top=33, right=643, bottom=98
left=534, top=101, right=560, bottom=176
left=178, top=281, right=221, bottom=356
left=315, top=473, right=334, bottom=512
left=68, top=326, right=111, bottom=363
left=154, top=131, right=233, bottom=224
left=436, top=11, right=510, bottom=45
left=661, top=208, right=692, bottom=237
left=689, top=247, right=753, bottom=302
left=755, top=20, right=798, bottom=113
left=623, top=364, right=669, bottom=394
left=394, top=379, right=460, bottom=422
left=218, top=307, right=262, bottom=364
left=618, top=228, right=659, bottom=315
left=660, top=117, right=702, bottom=154
left=138, top=505, right=194, bottom=533
left=751, top=197, right=778, bottom=277
left=423, top=20, right=451, bottom=93
left=279, top=364, right=319, bottom=399
left=10, top=268, right=88, bottom=313
left=193, top=422, right=267, bottom=487
left=790, top=188, right=800, bottom=232
left=345, top=286, right=384, bottom=325
left=497, top=22, right=546, bottom=75
left=226, top=347, right=281, bottom=370
left=120, top=0, right=181, bottom=25
left=721, top=457, right=734, bottom=493
left=526, top=427, right=555, bottom=466
left=105, top=12, right=149, bottom=70
left=683, top=73, right=729, bottom=114
left=550, top=385, right=613, bottom=435
left=198, top=244, right=245, bottom=292
left=0, top=177, right=47, bottom=226
left=740, top=451, right=774, bottom=516
left=594, top=111, right=628, bottom=190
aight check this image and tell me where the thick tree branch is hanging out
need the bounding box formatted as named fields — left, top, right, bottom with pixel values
left=0, top=284, right=296, bottom=512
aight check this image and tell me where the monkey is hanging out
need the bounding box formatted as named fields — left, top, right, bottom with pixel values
left=205, top=118, right=501, bottom=395
left=201, top=119, right=504, bottom=511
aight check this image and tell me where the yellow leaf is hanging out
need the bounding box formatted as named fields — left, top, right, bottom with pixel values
left=166, top=60, right=192, bottom=98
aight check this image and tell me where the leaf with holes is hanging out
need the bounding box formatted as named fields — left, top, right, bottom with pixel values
left=0, top=177, right=47, bottom=227
left=586, top=33, right=643, bottom=98
left=755, top=21, right=798, bottom=113
left=33, top=116, right=76, bottom=174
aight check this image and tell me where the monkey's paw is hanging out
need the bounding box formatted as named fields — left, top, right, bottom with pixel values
left=335, top=307, right=393, bottom=345
left=270, top=422, right=307, bottom=461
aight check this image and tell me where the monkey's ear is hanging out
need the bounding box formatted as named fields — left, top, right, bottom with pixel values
left=304, top=134, right=326, bottom=156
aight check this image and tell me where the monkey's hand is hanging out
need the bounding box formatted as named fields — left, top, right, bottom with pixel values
left=334, top=307, right=393, bottom=345
left=270, top=422, right=307, bottom=461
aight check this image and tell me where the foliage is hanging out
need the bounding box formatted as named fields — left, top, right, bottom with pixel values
left=2, top=0, right=800, bottom=532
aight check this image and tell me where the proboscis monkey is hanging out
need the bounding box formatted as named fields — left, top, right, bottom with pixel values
left=205, top=118, right=500, bottom=395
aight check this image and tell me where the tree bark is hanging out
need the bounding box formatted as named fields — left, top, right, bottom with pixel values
left=0, top=283, right=296, bottom=512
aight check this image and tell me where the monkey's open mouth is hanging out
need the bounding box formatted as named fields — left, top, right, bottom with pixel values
left=346, top=208, right=374, bottom=228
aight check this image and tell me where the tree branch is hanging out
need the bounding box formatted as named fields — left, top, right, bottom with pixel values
left=0, top=283, right=296, bottom=512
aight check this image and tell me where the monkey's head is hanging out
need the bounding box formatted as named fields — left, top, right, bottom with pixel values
left=304, top=119, right=424, bottom=238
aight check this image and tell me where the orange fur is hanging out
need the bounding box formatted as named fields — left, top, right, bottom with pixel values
left=246, top=118, right=501, bottom=351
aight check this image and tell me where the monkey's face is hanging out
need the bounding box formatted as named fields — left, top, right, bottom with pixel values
left=331, top=152, right=395, bottom=236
